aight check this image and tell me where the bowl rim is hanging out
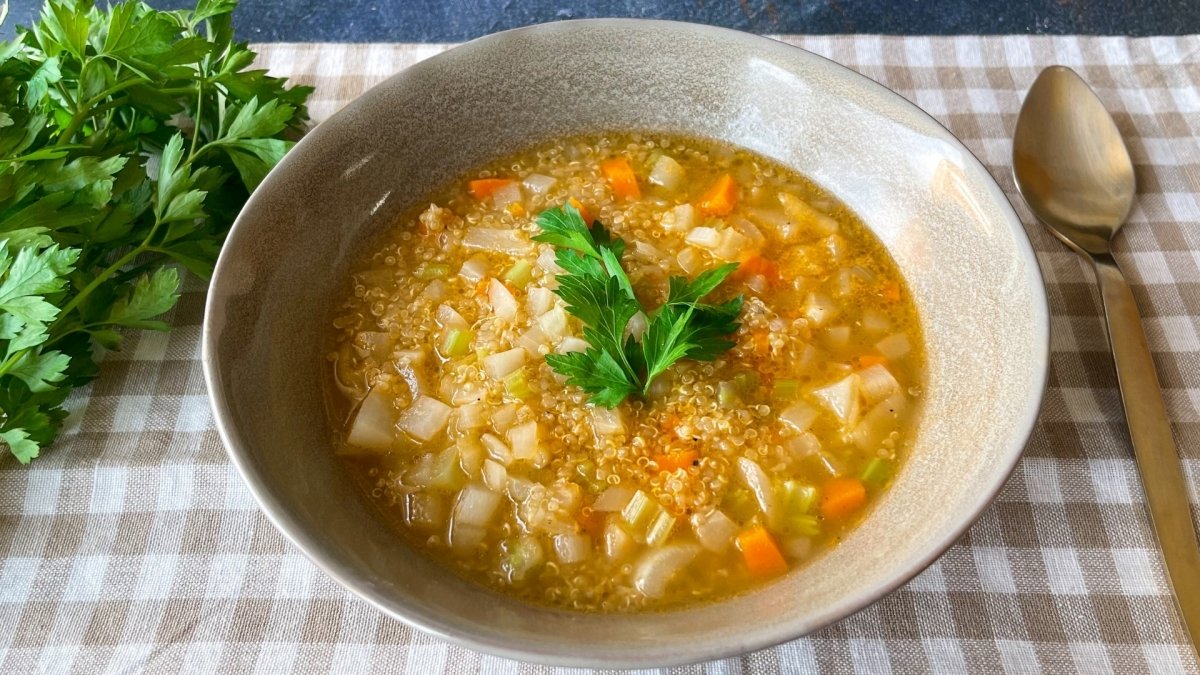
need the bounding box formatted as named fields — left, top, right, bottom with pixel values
left=202, top=17, right=1050, bottom=668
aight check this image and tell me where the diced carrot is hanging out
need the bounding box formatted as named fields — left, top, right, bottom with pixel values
left=474, top=279, right=490, bottom=296
left=753, top=330, right=770, bottom=356
left=856, top=354, right=889, bottom=369
left=737, top=526, right=788, bottom=577
left=653, top=450, right=699, bottom=473
left=505, top=202, right=526, bottom=217
left=567, top=197, right=591, bottom=223
left=600, top=157, right=641, bottom=199
left=469, top=178, right=513, bottom=200
left=879, top=281, right=901, bottom=303
left=732, top=254, right=780, bottom=284
left=820, top=477, right=867, bottom=520
left=697, top=174, right=738, bottom=216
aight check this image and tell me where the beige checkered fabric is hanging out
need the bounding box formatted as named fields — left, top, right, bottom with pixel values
left=2, top=35, right=1199, bottom=674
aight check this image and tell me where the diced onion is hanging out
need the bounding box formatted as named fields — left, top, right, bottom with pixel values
left=787, top=431, right=821, bottom=457
left=632, top=544, right=700, bottom=598
left=449, top=521, right=486, bottom=552
left=346, top=387, right=395, bottom=449
left=535, top=246, right=564, bottom=273
left=527, top=286, right=556, bottom=315
left=604, top=520, right=636, bottom=561
left=625, top=311, right=649, bottom=341
left=538, top=306, right=569, bottom=340
left=685, top=226, right=722, bottom=250
left=487, top=278, right=520, bottom=320
left=508, top=421, right=543, bottom=466
left=803, top=292, right=838, bottom=327
left=811, top=374, right=861, bottom=426
left=557, top=337, right=588, bottom=354
left=506, top=475, right=534, bottom=501
left=647, top=155, right=686, bottom=191
left=458, top=256, right=489, bottom=281
left=456, top=436, right=484, bottom=477
left=592, top=486, right=635, bottom=512
left=402, top=492, right=446, bottom=529
left=876, top=333, right=912, bottom=360
left=661, top=203, right=695, bottom=232
left=490, top=403, right=519, bottom=432
left=420, top=279, right=447, bottom=303
left=553, top=533, right=591, bottom=564
left=482, top=459, right=508, bottom=492
left=822, top=326, right=851, bottom=351
left=590, top=406, right=626, bottom=436
left=483, top=348, right=525, bottom=380
left=463, top=228, right=532, bottom=255
left=780, top=401, right=819, bottom=433
left=737, top=457, right=778, bottom=527
left=396, top=395, right=452, bottom=442
left=481, top=433, right=513, bottom=465
left=522, top=173, right=556, bottom=194
left=516, top=325, right=548, bottom=357
left=676, top=246, right=704, bottom=275
left=691, top=509, right=739, bottom=552
left=456, top=404, right=487, bottom=432
left=713, top=227, right=753, bottom=261
left=452, top=483, right=502, bottom=527
left=858, top=364, right=901, bottom=404
left=851, top=393, right=906, bottom=451
left=491, top=181, right=522, bottom=208
left=436, top=304, right=469, bottom=330
left=779, top=191, right=837, bottom=238
left=861, top=309, right=891, bottom=334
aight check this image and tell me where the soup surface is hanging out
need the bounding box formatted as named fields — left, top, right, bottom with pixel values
left=326, top=133, right=924, bottom=611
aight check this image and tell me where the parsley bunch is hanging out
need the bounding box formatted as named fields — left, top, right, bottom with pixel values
left=534, top=204, right=743, bottom=407
left=0, top=0, right=311, bottom=462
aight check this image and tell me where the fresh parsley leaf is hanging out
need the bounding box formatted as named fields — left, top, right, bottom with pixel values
left=535, top=204, right=743, bottom=407
left=0, top=0, right=311, bottom=462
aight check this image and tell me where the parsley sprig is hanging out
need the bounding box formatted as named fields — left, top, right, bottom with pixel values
left=0, top=0, right=311, bottom=462
left=534, top=204, right=743, bottom=407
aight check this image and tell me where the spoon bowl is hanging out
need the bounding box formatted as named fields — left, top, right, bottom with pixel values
left=1013, top=66, right=1135, bottom=254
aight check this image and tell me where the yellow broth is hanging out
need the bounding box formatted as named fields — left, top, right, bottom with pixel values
left=326, top=133, right=924, bottom=611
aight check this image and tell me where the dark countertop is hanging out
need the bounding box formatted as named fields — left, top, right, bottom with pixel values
left=4, top=0, right=1200, bottom=41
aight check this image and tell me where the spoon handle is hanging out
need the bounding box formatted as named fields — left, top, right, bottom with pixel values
left=1093, top=252, right=1200, bottom=647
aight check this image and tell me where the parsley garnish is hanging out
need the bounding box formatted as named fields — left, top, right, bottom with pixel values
left=0, top=0, right=311, bottom=462
left=534, top=204, right=743, bottom=407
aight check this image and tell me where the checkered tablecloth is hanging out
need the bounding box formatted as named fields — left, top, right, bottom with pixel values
left=1, top=34, right=1199, bottom=674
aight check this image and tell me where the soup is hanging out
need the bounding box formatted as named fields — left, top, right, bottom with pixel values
left=326, top=134, right=924, bottom=611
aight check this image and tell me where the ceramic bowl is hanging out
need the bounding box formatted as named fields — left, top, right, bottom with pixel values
left=203, top=19, right=1048, bottom=667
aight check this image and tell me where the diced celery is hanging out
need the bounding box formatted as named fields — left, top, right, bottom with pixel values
left=575, top=460, right=604, bottom=493
left=721, top=488, right=758, bottom=523
left=779, top=480, right=819, bottom=515
left=621, top=490, right=658, bottom=530
left=503, top=367, right=535, bottom=399
left=860, top=457, right=895, bottom=490
left=440, top=328, right=473, bottom=358
left=772, top=379, right=800, bottom=401
left=717, top=381, right=741, bottom=407
left=781, top=514, right=821, bottom=537
left=645, top=511, right=677, bottom=547
left=733, top=371, right=759, bottom=396
left=505, top=535, right=544, bottom=582
left=416, top=262, right=450, bottom=280
left=503, top=259, right=534, bottom=288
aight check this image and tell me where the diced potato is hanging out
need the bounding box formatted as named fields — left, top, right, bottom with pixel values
left=802, top=292, right=838, bottom=327
left=858, top=364, right=901, bottom=404
left=779, top=192, right=837, bottom=239
left=538, top=306, right=569, bottom=341
left=691, top=509, right=739, bottom=552
left=685, top=226, right=722, bottom=250
left=508, top=421, right=544, bottom=467
left=453, top=483, right=502, bottom=527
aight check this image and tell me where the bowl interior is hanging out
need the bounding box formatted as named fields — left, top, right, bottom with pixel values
left=204, top=20, right=1047, bottom=667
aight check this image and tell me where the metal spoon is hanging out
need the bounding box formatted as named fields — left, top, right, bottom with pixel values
left=1013, top=65, right=1200, bottom=651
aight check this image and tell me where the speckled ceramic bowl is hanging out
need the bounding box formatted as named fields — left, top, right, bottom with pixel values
left=203, top=19, right=1048, bottom=667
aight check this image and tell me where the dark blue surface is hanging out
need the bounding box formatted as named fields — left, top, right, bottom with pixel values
left=4, top=0, right=1199, bottom=41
